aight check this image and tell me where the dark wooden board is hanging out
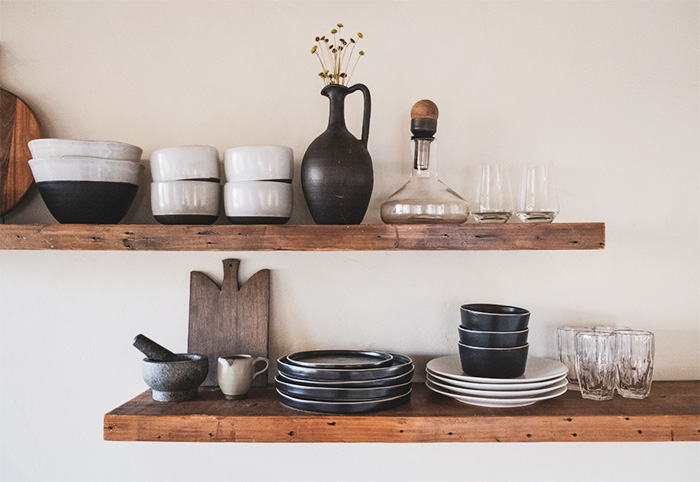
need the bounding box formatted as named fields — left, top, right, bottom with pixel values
left=0, top=88, right=42, bottom=215
left=0, top=223, right=606, bottom=251
left=188, top=259, right=269, bottom=386
left=104, top=381, right=700, bottom=442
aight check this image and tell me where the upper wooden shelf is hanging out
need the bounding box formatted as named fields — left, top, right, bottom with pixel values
left=0, top=222, right=604, bottom=251
left=104, top=381, right=699, bottom=443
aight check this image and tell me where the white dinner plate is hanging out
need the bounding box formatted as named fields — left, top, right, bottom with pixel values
left=426, top=355, right=567, bottom=384
left=426, top=379, right=568, bottom=408
left=426, top=373, right=568, bottom=398
left=426, top=368, right=567, bottom=391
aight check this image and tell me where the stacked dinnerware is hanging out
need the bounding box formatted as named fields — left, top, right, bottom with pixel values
left=150, top=145, right=220, bottom=225
left=276, top=350, right=414, bottom=413
left=425, top=303, right=568, bottom=407
left=27, top=139, right=144, bottom=224
left=426, top=355, right=568, bottom=408
left=458, top=303, right=531, bottom=378
left=223, top=146, right=293, bottom=224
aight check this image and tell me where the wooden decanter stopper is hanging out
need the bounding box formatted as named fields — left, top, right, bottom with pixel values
left=410, top=99, right=439, bottom=138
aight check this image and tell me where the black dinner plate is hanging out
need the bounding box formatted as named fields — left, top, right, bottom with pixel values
left=276, top=388, right=412, bottom=414
left=277, top=353, right=413, bottom=381
left=275, top=376, right=412, bottom=402
left=286, top=350, right=394, bottom=369
left=276, top=366, right=415, bottom=388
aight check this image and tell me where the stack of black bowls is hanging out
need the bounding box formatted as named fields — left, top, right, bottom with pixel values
left=458, top=303, right=530, bottom=378
left=275, top=350, right=414, bottom=413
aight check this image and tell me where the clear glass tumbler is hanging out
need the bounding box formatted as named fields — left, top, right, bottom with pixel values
left=472, top=163, right=513, bottom=223
left=575, top=331, right=616, bottom=401
left=614, top=330, right=655, bottom=399
left=515, top=163, right=559, bottom=223
left=557, top=326, right=593, bottom=391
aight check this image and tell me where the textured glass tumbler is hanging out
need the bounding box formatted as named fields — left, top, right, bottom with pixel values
left=472, top=163, right=513, bottom=223
left=615, top=330, right=655, bottom=399
left=575, top=331, right=616, bottom=401
left=515, top=163, right=559, bottom=223
left=557, top=326, right=593, bottom=391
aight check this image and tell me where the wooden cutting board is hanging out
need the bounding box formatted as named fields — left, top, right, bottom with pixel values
left=0, top=88, right=42, bottom=215
left=188, top=259, right=270, bottom=386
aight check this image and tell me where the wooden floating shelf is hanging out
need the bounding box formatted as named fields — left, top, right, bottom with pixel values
left=0, top=222, right=604, bottom=251
left=104, top=381, right=698, bottom=443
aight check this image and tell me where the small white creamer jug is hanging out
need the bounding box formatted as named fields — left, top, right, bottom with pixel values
left=217, top=354, right=269, bottom=400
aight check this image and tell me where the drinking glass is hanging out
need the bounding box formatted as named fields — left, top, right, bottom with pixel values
left=515, top=163, right=559, bottom=222
left=472, top=163, right=513, bottom=223
left=614, top=330, right=655, bottom=399
left=557, top=326, right=593, bottom=390
left=575, top=331, right=616, bottom=401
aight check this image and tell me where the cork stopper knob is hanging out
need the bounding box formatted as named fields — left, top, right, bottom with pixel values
left=411, top=100, right=439, bottom=121
left=410, top=100, right=438, bottom=138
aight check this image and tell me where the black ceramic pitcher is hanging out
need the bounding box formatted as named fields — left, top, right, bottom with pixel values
left=301, top=83, right=373, bottom=225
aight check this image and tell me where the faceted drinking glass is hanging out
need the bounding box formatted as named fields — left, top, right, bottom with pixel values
left=515, top=163, right=559, bottom=222
left=557, top=326, right=593, bottom=391
left=575, top=331, right=616, bottom=401
left=614, top=330, right=655, bottom=399
left=472, top=163, right=513, bottom=223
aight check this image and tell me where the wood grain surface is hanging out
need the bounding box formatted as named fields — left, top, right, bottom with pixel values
left=104, top=381, right=700, bottom=443
left=188, top=259, right=269, bottom=386
left=0, top=88, right=42, bottom=215
left=0, top=223, right=606, bottom=251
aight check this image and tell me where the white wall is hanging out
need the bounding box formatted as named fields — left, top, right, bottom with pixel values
left=1, top=1, right=698, bottom=481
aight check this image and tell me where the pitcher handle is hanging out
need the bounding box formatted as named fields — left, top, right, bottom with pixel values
left=348, top=83, right=371, bottom=147
left=252, top=357, right=269, bottom=379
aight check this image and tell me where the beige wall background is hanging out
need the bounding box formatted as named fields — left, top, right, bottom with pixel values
left=1, top=1, right=698, bottom=481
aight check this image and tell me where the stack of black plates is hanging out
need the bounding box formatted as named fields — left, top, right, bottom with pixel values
left=276, top=350, right=414, bottom=413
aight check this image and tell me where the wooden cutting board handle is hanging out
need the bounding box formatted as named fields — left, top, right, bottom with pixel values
left=188, top=259, right=270, bottom=386
left=0, top=88, right=42, bottom=216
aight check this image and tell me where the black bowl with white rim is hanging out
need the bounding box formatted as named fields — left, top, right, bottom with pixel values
left=458, top=342, right=529, bottom=378
left=460, top=303, right=530, bottom=332
left=458, top=326, right=529, bottom=348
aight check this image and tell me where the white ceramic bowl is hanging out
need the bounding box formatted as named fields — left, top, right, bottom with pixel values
left=223, top=145, right=293, bottom=182
left=151, top=180, right=220, bottom=224
left=28, top=139, right=143, bottom=162
left=150, top=145, right=220, bottom=182
left=29, top=156, right=144, bottom=184
left=224, top=181, right=292, bottom=224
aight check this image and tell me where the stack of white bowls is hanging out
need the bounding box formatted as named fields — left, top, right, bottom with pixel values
left=27, top=139, right=144, bottom=224
left=223, top=146, right=293, bottom=224
left=150, top=146, right=221, bottom=225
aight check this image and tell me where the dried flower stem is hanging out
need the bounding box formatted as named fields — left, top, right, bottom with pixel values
left=311, top=24, right=365, bottom=86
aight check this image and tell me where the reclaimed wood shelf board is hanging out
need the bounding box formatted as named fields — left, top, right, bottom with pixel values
left=104, top=381, right=698, bottom=443
left=0, top=223, right=604, bottom=251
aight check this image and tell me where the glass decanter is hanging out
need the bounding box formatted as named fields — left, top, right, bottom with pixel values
left=380, top=100, right=469, bottom=224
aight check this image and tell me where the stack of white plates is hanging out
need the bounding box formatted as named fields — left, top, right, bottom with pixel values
left=426, top=355, right=568, bottom=408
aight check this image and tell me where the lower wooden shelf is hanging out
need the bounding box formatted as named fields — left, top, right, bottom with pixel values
left=104, top=381, right=699, bottom=443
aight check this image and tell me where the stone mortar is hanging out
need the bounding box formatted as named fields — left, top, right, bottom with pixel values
left=142, top=354, right=209, bottom=401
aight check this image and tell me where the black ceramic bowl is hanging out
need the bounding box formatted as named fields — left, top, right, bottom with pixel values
left=37, top=180, right=139, bottom=224
left=29, top=157, right=144, bottom=224
left=458, top=342, right=529, bottom=378
left=460, top=303, right=530, bottom=332
left=458, top=326, right=529, bottom=348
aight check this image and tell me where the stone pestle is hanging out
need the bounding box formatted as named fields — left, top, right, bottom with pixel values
left=132, top=334, right=180, bottom=361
